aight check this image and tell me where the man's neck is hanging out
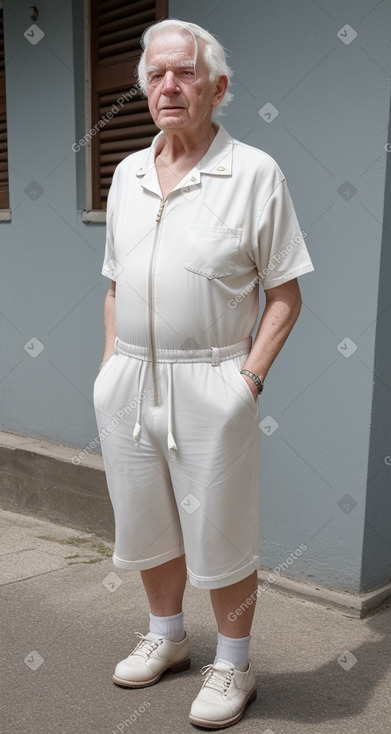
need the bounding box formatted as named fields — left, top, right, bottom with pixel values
left=155, top=122, right=219, bottom=165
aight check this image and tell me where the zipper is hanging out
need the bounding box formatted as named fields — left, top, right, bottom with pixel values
left=148, top=198, right=166, bottom=405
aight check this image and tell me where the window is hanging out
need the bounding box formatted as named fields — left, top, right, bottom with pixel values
left=0, top=3, right=10, bottom=212
left=89, top=0, right=168, bottom=211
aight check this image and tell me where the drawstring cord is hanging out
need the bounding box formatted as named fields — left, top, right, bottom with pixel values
left=133, top=360, right=146, bottom=446
left=114, top=337, right=251, bottom=454
left=167, top=363, right=177, bottom=451
left=132, top=361, right=177, bottom=451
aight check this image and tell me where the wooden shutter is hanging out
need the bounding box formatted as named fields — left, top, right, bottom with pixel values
left=90, top=0, right=168, bottom=210
left=0, top=4, right=9, bottom=210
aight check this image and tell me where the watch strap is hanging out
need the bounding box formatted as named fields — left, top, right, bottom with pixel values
left=240, top=369, right=264, bottom=394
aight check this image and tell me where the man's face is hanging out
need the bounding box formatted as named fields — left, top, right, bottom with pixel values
left=145, top=32, right=221, bottom=133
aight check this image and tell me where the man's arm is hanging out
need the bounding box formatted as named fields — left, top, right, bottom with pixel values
left=241, top=278, right=302, bottom=399
left=101, top=280, right=117, bottom=363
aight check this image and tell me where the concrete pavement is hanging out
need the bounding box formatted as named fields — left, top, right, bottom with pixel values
left=0, top=508, right=390, bottom=734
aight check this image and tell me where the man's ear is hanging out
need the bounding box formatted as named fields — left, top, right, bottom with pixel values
left=212, top=75, right=229, bottom=108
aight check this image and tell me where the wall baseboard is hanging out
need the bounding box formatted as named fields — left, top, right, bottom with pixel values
left=1, top=430, right=390, bottom=618
left=0, top=430, right=113, bottom=541
left=257, top=570, right=391, bottom=618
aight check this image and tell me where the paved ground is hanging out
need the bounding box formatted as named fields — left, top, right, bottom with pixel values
left=1, top=508, right=390, bottom=734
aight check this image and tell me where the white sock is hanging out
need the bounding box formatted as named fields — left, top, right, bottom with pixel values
left=149, top=611, right=185, bottom=642
left=214, top=631, right=250, bottom=672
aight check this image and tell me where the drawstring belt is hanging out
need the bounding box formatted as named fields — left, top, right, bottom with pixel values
left=114, top=337, right=252, bottom=451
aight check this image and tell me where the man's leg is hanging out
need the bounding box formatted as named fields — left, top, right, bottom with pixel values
left=210, top=570, right=258, bottom=637
left=141, top=554, right=187, bottom=615
left=141, top=554, right=188, bottom=642
left=112, top=554, right=190, bottom=687
left=210, top=571, right=257, bottom=671
left=189, top=572, right=258, bottom=727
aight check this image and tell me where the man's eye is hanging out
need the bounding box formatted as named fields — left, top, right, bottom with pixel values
left=179, top=70, right=195, bottom=81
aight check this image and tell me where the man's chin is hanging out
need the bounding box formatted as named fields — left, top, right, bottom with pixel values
left=157, top=116, right=188, bottom=130
left=158, top=109, right=187, bottom=121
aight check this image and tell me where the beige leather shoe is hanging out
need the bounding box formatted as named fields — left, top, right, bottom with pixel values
left=112, top=632, right=190, bottom=688
left=189, top=660, right=256, bottom=729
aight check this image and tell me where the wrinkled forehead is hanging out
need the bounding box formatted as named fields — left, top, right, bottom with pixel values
left=145, top=30, right=205, bottom=71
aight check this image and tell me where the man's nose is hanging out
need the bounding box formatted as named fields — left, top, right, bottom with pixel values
left=161, top=71, right=179, bottom=94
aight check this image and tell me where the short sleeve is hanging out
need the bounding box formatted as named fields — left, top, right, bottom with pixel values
left=101, top=167, right=120, bottom=280
left=254, top=179, right=314, bottom=290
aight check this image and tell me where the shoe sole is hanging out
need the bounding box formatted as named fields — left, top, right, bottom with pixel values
left=112, top=657, right=191, bottom=688
left=188, top=686, right=257, bottom=729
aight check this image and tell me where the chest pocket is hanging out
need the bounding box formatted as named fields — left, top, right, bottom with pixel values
left=184, top=226, right=242, bottom=279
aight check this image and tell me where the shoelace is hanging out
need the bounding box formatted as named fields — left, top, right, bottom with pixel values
left=128, top=632, right=163, bottom=660
left=200, top=664, right=235, bottom=694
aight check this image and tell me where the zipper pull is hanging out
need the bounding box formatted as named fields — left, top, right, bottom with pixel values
left=156, top=200, right=165, bottom=223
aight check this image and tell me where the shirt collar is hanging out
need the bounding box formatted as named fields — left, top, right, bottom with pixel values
left=197, top=124, right=233, bottom=176
left=135, top=124, right=233, bottom=185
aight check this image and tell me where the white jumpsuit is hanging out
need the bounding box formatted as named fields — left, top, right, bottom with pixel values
left=93, top=124, right=314, bottom=589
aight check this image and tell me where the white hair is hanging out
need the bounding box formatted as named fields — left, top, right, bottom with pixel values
left=137, top=19, right=233, bottom=115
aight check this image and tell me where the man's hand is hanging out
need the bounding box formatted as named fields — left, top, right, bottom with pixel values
left=241, top=373, right=259, bottom=401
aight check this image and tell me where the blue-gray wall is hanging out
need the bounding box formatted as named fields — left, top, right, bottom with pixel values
left=1, top=0, right=106, bottom=447
left=1, top=0, right=391, bottom=594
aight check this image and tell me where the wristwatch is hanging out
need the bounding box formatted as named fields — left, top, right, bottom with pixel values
left=240, top=369, right=264, bottom=394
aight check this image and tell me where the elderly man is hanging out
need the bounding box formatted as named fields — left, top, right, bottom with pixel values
left=94, top=18, right=313, bottom=730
